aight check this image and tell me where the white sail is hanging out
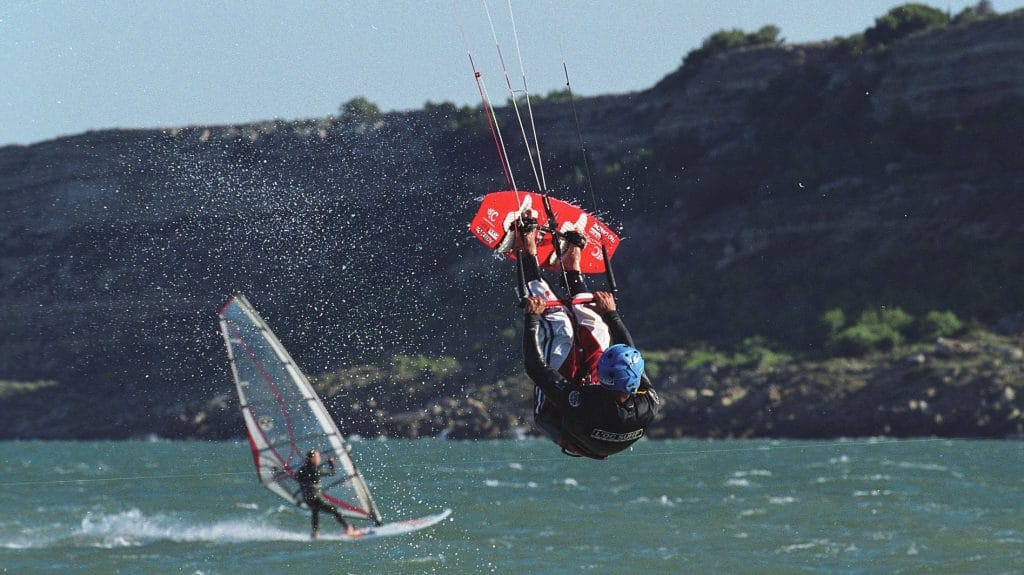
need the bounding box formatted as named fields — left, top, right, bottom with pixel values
left=218, top=295, right=383, bottom=525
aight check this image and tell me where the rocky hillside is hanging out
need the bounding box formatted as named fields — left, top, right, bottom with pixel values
left=1, top=8, right=1023, bottom=439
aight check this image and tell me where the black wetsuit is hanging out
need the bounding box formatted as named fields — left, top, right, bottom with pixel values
left=524, top=302, right=661, bottom=459
left=294, top=458, right=350, bottom=532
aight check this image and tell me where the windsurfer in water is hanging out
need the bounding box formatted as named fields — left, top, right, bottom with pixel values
left=513, top=210, right=661, bottom=459
left=295, top=449, right=362, bottom=538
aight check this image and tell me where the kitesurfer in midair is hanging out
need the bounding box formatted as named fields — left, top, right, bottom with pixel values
left=514, top=212, right=661, bottom=459
left=295, top=449, right=362, bottom=538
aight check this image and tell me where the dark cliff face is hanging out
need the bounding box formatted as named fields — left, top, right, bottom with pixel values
left=2, top=13, right=1023, bottom=439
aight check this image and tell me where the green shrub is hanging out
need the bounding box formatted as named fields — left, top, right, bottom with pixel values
left=0, top=379, right=58, bottom=399
left=826, top=307, right=913, bottom=355
left=508, top=88, right=573, bottom=108
left=438, top=103, right=490, bottom=136
left=953, top=1, right=996, bottom=24
left=685, top=350, right=731, bottom=369
left=918, top=310, right=964, bottom=340
left=734, top=336, right=790, bottom=369
left=499, top=324, right=519, bottom=344
left=340, top=96, right=381, bottom=123
left=392, top=355, right=460, bottom=380
left=677, top=25, right=783, bottom=79
left=697, top=25, right=781, bottom=54
left=643, top=358, right=661, bottom=379
left=829, top=323, right=903, bottom=356
left=864, top=3, right=949, bottom=49
left=834, top=32, right=867, bottom=56
left=863, top=307, right=914, bottom=332
left=820, top=308, right=847, bottom=335
left=433, top=103, right=495, bottom=169
left=684, top=338, right=789, bottom=369
left=424, top=100, right=458, bottom=117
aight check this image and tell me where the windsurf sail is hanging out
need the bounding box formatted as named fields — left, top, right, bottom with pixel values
left=217, top=294, right=383, bottom=525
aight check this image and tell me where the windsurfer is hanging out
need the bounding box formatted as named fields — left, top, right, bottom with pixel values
left=295, top=449, right=362, bottom=538
left=515, top=212, right=661, bottom=459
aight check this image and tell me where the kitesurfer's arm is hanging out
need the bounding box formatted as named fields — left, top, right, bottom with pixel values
left=634, top=384, right=662, bottom=422
left=593, top=292, right=658, bottom=396
left=523, top=297, right=572, bottom=407
left=320, top=457, right=337, bottom=476
left=592, top=291, right=636, bottom=347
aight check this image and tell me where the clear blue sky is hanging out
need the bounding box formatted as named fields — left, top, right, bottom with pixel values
left=2, top=0, right=1020, bottom=146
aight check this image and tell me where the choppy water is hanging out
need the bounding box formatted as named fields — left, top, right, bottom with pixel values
left=1, top=439, right=1021, bottom=574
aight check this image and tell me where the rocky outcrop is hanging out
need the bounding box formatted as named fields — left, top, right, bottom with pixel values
left=871, top=11, right=1024, bottom=119
left=649, top=335, right=1024, bottom=439
left=477, top=331, right=1024, bottom=440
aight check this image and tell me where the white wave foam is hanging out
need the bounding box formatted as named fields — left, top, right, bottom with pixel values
left=780, top=540, right=822, bottom=552
left=852, top=489, right=892, bottom=497
left=482, top=479, right=538, bottom=489
left=890, top=461, right=948, bottom=472
left=2, top=538, right=46, bottom=550
left=731, top=469, right=772, bottom=478
left=78, top=509, right=309, bottom=546
left=407, top=553, right=445, bottom=564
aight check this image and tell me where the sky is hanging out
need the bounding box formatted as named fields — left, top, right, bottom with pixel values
left=2, top=0, right=1021, bottom=147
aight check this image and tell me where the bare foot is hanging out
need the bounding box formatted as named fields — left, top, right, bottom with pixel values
left=516, top=209, right=540, bottom=256
left=562, top=244, right=582, bottom=272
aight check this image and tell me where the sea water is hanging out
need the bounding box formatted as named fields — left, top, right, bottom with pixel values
left=0, top=439, right=1021, bottom=574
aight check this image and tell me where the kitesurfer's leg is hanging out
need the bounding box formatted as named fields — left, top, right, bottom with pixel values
left=567, top=240, right=610, bottom=382
left=515, top=209, right=574, bottom=372
left=553, top=242, right=609, bottom=384
left=325, top=503, right=346, bottom=526
left=516, top=208, right=543, bottom=284
left=310, top=501, right=321, bottom=537
left=320, top=499, right=361, bottom=537
left=514, top=209, right=557, bottom=300
left=516, top=209, right=575, bottom=427
left=560, top=241, right=588, bottom=296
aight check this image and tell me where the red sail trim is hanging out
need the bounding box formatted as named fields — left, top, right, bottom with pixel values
left=225, top=319, right=302, bottom=466
left=323, top=492, right=372, bottom=517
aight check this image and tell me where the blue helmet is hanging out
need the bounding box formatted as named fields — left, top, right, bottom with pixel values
left=597, top=344, right=645, bottom=395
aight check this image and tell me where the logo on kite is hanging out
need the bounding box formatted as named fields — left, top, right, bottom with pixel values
left=258, top=415, right=274, bottom=431
left=487, top=208, right=500, bottom=224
